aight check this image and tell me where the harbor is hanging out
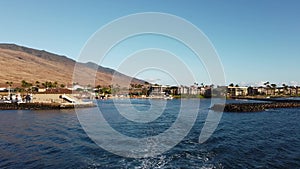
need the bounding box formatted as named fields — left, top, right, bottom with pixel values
left=0, top=86, right=96, bottom=110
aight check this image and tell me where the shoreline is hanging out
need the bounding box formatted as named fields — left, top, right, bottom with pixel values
left=2, top=97, right=300, bottom=112
left=0, top=102, right=96, bottom=110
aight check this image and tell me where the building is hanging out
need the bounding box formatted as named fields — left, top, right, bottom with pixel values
left=149, top=85, right=166, bottom=96
left=227, top=86, right=248, bottom=97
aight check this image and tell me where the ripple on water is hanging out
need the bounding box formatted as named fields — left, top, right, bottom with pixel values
left=0, top=100, right=300, bottom=168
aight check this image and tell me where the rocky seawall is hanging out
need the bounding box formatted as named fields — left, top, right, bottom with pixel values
left=0, top=102, right=96, bottom=110
left=212, top=101, right=300, bottom=112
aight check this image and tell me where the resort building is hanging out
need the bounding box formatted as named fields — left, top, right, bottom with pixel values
left=149, top=85, right=167, bottom=96
left=227, top=86, right=248, bottom=97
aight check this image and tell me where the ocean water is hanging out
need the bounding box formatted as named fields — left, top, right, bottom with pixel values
left=0, top=99, right=299, bottom=168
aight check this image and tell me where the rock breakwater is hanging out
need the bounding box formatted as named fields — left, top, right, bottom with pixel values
left=212, top=101, right=300, bottom=112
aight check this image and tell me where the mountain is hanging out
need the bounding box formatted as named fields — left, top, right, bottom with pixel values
left=0, top=43, right=147, bottom=87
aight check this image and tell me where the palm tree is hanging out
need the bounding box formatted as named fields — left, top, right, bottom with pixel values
left=21, top=80, right=28, bottom=91
left=35, top=81, right=40, bottom=88
left=282, top=84, right=288, bottom=95
left=6, top=81, right=13, bottom=96
left=21, top=80, right=33, bottom=93
left=21, top=80, right=27, bottom=87
left=271, top=84, right=277, bottom=88
left=264, top=81, right=270, bottom=86
left=263, top=81, right=271, bottom=95
left=53, top=81, right=58, bottom=88
left=43, top=81, right=53, bottom=89
left=271, top=84, right=277, bottom=95
left=6, top=81, right=13, bottom=87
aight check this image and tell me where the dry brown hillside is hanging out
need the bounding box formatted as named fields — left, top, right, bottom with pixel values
left=0, top=44, right=146, bottom=87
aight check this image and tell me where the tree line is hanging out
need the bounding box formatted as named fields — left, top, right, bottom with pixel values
left=5, top=80, right=66, bottom=93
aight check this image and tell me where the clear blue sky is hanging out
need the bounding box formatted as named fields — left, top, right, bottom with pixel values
left=1, top=0, right=300, bottom=86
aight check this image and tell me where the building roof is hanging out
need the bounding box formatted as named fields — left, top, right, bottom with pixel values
left=40, top=88, right=72, bottom=94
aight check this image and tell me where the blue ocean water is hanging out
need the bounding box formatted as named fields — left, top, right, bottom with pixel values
left=0, top=99, right=299, bottom=168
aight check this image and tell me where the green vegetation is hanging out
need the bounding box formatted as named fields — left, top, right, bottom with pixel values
left=6, top=81, right=13, bottom=87
left=41, top=81, right=58, bottom=88
left=4, top=80, right=66, bottom=94
left=21, top=80, right=33, bottom=92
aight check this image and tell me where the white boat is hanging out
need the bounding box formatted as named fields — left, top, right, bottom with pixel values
left=164, top=95, right=173, bottom=100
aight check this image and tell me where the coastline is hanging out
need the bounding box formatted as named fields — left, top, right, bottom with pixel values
left=2, top=96, right=300, bottom=112
left=0, top=102, right=96, bottom=110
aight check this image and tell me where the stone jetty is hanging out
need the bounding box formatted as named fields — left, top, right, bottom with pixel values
left=0, top=102, right=96, bottom=110
left=212, top=99, right=300, bottom=112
